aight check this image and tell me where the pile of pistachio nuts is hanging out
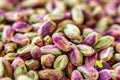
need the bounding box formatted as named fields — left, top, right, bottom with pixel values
left=0, top=0, right=120, bottom=80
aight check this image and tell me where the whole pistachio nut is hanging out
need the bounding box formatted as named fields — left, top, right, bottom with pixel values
left=38, top=21, right=56, bottom=37
left=82, top=28, right=94, bottom=38
left=31, top=36, right=43, bottom=47
left=40, top=45, right=62, bottom=56
left=114, top=41, right=120, bottom=53
left=38, top=69, right=63, bottom=80
left=65, top=61, right=75, bottom=77
left=0, top=57, right=4, bottom=78
left=41, top=54, right=55, bottom=67
left=11, top=57, right=25, bottom=69
left=11, top=33, right=30, bottom=47
left=3, top=53, right=18, bottom=62
left=27, top=70, right=38, bottom=80
left=12, top=21, right=32, bottom=33
left=93, top=36, right=114, bottom=51
left=71, top=70, right=83, bottom=80
left=24, top=32, right=37, bottom=40
left=99, top=69, right=112, bottom=80
left=54, top=55, right=69, bottom=70
left=77, top=44, right=94, bottom=56
left=99, top=47, right=114, bottom=61
left=4, top=42, right=17, bottom=53
left=30, top=45, right=42, bottom=60
left=25, top=59, right=40, bottom=70
left=52, top=33, right=71, bottom=51
left=68, top=44, right=83, bottom=66
left=114, top=53, right=120, bottom=61
left=0, top=77, right=12, bottom=80
left=32, top=22, right=43, bottom=32
left=71, top=6, right=84, bottom=25
left=43, top=35, right=52, bottom=45
left=77, top=64, right=99, bottom=80
left=14, top=64, right=27, bottom=78
left=2, top=59, right=13, bottom=78
left=16, top=75, right=32, bottom=80
left=2, top=25, right=14, bottom=43
left=83, top=32, right=100, bottom=46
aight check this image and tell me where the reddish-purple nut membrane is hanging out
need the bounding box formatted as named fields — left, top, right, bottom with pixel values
left=0, top=0, right=120, bottom=80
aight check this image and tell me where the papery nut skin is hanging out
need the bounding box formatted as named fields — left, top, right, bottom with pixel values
left=52, top=33, right=71, bottom=51
left=71, top=70, right=83, bottom=80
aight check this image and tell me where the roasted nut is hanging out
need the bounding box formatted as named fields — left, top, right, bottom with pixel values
left=114, top=41, right=120, bottom=53
left=31, top=36, right=43, bottom=47
left=114, top=53, right=120, bottom=61
left=27, top=70, right=38, bottom=80
left=43, top=35, right=52, bottom=45
left=24, top=32, right=37, bottom=40
left=71, top=70, right=83, bottom=80
left=82, top=28, right=94, bottom=38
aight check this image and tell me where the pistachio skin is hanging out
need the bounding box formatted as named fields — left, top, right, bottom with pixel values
left=71, top=70, right=83, bottom=80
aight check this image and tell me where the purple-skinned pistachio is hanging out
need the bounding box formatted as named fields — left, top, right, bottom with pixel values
left=2, top=58, right=13, bottom=78
left=40, top=45, right=62, bottom=56
left=71, top=6, right=84, bottom=25
left=114, top=41, right=120, bottom=53
left=25, top=59, right=40, bottom=70
left=11, top=33, right=30, bottom=47
left=3, top=53, right=18, bottom=62
left=31, top=36, right=43, bottom=47
left=64, top=24, right=82, bottom=44
left=93, top=36, right=114, bottom=51
left=27, top=70, right=38, bottom=80
left=77, top=44, right=94, bottom=56
left=30, top=45, right=42, bottom=60
left=38, top=21, right=56, bottom=37
left=14, top=64, right=27, bottom=78
left=38, top=69, right=63, bottom=80
left=41, top=54, right=55, bottom=67
left=83, top=32, right=100, bottom=46
left=65, top=62, right=75, bottom=77
left=0, top=57, right=4, bottom=78
left=105, top=24, right=120, bottom=38
left=43, top=35, right=52, bottom=45
left=4, top=42, right=17, bottom=53
left=2, top=25, right=14, bottom=43
left=54, top=55, right=69, bottom=70
left=99, top=69, right=112, bottom=80
left=24, top=32, right=37, bottom=40
left=60, top=76, right=69, bottom=80
left=68, top=44, right=83, bottom=66
left=32, top=22, right=43, bottom=32
left=83, top=28, right=94, bottom=37
left=85, top=52, right=98, bottom=66
left=77, top=64, right=99, bottom=80
left=12, top=21, right=32, bottom=33
left=99, top=47, right=114, bottom=61
left=16, top=75, right=32, bottom=80
left=71, top=70, right=83, bottom=80
left=21, top=0, right=46, bottom=8
left=11, top=57, right=25, bottom=69
left=52, top=33, right=71, bottom=51
left=114, top=53, right=120, bottom=62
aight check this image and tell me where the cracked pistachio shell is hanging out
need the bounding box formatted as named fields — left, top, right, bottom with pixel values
left=27, top=70, right=38, bottom=80
left=77, top=44, right=94, bottom=56
left=114, top=41, right=120, bottom=53
left=4, top=42, right=17, bottom=53
left=30, top=45, right=42, bottom=60
left=41, top=54, right=55, bottom=67
left=38, top=69, right=63, bottom=80
left=24, top=32, right=37, bottom=40
left=66, top=62, right=75, bottom=77
left=99, top=69, right=112, bottom=80
left=68, top=44, right=83, bottom=66
left=11, top=33, right=30, bottom=47
left=14, top=64, right=27, bottom=78
left=0, top=57, right=4, bottom=78
left=16, top=75, right=32, bottom=80
left=25, top=59, right=40, bottom=70
left=11, top=57, right=25, bottom=69
left=83, top=28, right=94, bottom=37
left=93, top=36, right=114, bottom=51
left=31, top=36, right=43, bottom=47
left=52, top=33, right=71, bottom=51
left=38, top=21, right=56, bottom=37
left=71, top=6, right=84, bottom=25
left=2, top=59, right=13, bottom=78
left=2, top=25, right=14, bottom=43
left=54, top=55, right=69, bottom=70
left=40, top=45, right=62, bottom=56
left=43, top=35, right=52, bottom=45
left=3, top=53, right=18, bottom=62
left=12, top=21, right=32, bottom=33
left=71, top=70, right=83, bottom=80
left=83, top=32, right=100, bottom=46
left=77, top=64, right=99, bottom=80
left=100, top=47, right=114, bottom=61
